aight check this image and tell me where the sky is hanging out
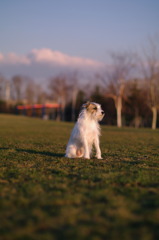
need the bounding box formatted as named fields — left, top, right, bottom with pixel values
left=0, top=0, right=159, bottom=81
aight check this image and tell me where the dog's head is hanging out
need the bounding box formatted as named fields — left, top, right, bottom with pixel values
left=82, top=101, right=105, bottom=121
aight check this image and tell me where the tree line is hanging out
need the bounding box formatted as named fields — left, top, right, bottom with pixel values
left=0, top=37, right=159, bottom=129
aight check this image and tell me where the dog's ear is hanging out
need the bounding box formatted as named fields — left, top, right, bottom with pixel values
left=82, top=101, right=91, bottom=109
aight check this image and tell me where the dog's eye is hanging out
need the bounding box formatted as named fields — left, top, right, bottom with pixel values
left=93, top=107, right=97, bottom=110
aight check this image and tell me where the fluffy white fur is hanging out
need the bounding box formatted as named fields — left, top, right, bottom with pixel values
left=65, top=102, right=104, bottom=159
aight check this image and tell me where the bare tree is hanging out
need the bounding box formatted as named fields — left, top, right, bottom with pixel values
left=35, top=84, right=47, bottom=104
left=12, top=75, right=24, bottom=103
left=100, top=52, right=135, bottom=127
left=5, top=80, right=11, bottom=102
left=0, top=75, right=6, bottom=100
left=25, top=80, right=35, bottom=104
left=49, top=74, right=69, bottom=121
left=141, top=36, right=159, bottom=129
left=126, top=79, right=147, bottom=128
left=68, top=71, right=79, bottom=122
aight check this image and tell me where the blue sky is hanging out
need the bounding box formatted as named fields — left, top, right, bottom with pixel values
left=0, top=0, right=158, bottom=62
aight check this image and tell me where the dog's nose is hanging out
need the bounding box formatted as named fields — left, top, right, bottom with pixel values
left=101, top=110, right=105, bottom=115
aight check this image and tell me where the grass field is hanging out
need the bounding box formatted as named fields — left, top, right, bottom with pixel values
left=0, top=114, right=159, bottom=240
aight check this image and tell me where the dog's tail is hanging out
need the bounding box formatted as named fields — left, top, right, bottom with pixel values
left=65, top=145, right=84, bottom=158
left=76, top=148, right=84, bottom=158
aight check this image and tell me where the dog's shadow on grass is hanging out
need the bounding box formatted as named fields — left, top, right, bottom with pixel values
left=16, top=149, right=64, bottom=158
left=0, top=148, right=64, bottom=158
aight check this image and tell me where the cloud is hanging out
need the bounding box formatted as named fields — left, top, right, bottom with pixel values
left=29, top=48, right=104, bottom=68
left=0, top=49, right=105, bottom=82
left=0, top=52, right=30, bottom=65
left=0, top=53, right=4, bottom=62
left=0, top=48, right=103, bottom=68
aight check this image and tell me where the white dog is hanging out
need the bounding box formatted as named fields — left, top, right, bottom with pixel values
left=65, top=102, right=104, bottom=159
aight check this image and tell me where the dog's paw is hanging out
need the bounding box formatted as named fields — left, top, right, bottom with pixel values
left=96, top=155, right=103, bottom=159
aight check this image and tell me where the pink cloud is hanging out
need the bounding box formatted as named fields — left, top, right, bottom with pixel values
left=29, top=48, right=103, bottom=68
left=0, top=52, right=30, bottom=65
left=0, top=53, right=4, bottom=62
left=0, top=48, right=104, bottom=69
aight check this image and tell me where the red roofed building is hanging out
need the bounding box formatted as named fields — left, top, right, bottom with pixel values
left=17, top=103, right=61, bottom=120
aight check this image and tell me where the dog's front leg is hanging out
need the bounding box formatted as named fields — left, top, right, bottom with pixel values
left=83, top=137, right=90, bottom=159
left=94, top=137, right=102, bottom=159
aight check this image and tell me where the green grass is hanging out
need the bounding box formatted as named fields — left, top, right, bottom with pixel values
left=0, top=114, right=159, bottom=240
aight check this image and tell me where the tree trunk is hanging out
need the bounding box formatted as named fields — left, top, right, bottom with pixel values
left=71, top=88, right=77, bottom=122
left=151, top=106, right=157, bottom=130
left=116, top=96, right=122, bottom=128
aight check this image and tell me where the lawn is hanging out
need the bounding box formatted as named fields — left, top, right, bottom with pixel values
left=0, top=114, right=159, bottom=240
